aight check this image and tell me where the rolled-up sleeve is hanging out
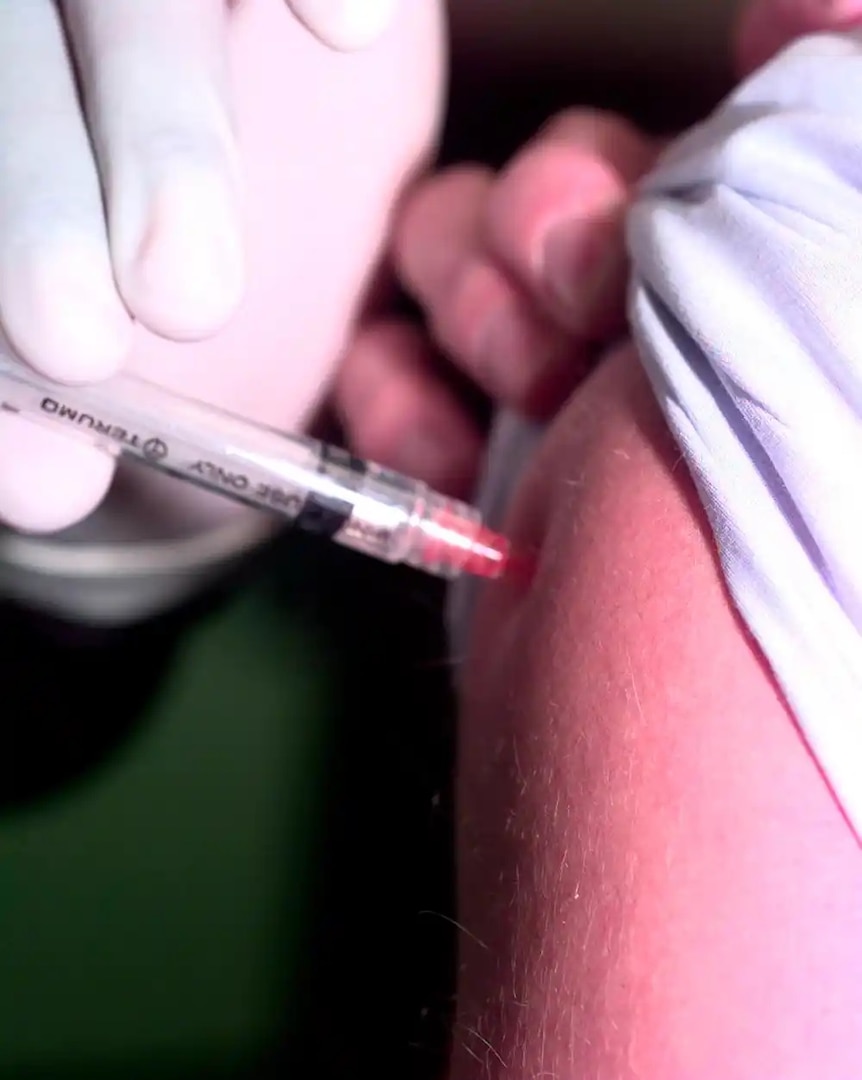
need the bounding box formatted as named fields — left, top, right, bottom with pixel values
left=628, top=32, right=862, bottom=836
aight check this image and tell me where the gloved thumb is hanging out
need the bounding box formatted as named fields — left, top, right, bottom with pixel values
left=286, top=0, right=398, bottom=50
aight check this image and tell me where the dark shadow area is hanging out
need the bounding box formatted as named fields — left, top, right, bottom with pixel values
left=0, top=563, right=264, bottom=813
left=257, top=533, right=457, bottom=1080
left=0, top=527, right=457, bottom=1080
left=440, top=66, right=732, bottom=169
left=0, top=601, right=185, bottom=811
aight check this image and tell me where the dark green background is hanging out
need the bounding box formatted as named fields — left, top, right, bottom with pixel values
left=0, top=536, right=456, bottom=1080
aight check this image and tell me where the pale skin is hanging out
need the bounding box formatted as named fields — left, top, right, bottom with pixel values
left=334, top=0, right=862, bottom=1074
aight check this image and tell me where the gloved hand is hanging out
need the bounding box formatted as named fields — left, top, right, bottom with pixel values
left=0, top=0, right=402, bottom=534
left=288, top=0, right=398, bottom=49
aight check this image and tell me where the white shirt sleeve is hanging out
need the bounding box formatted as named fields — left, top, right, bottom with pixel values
left=628, top=32, right=862, bottom=837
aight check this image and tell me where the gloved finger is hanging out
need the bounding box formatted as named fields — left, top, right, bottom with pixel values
left=395, top=165, right=585, bottom=418
left=735, top=0, right=862, bottom=77
left=334, top=319, right=484, bottom=497
left=0, top=412, right=114, bottom=533
left=484, top=109, right=657, bottom=340
left=62, top=0, right=244, bottom=341
left=0, top=0, right=133, bottom=382
left=286, top=0, right=399, bottom=50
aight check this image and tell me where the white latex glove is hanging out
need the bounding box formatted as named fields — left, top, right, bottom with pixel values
left=0, top=0, right=400, bottom=533
left=290, top=0, right=398, bottom=49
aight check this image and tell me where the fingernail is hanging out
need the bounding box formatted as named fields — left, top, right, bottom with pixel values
left=540, top=216, right=623, bottom=330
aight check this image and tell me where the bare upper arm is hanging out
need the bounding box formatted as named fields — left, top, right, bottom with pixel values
left=455, top=343, right=862, bottom=1079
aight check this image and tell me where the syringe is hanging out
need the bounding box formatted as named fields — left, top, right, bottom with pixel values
left=0, top=353, right=510, bottom=581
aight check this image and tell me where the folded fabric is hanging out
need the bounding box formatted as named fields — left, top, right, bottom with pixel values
left=629, top=31, right=862, bottom=838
